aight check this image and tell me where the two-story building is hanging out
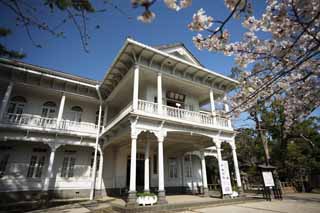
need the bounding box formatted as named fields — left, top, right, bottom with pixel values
left=0, top=38, right=241, bottom=206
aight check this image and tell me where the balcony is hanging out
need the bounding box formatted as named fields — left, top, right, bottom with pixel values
left=1, top=113, right=98, bottom=135
left=136, top=100, right=231, bottom=129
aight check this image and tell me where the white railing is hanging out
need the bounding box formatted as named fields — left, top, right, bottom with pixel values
left=2, top=113, right=98, bottom=134
left=138, top=100, right=158, bottom=114
left=137, top=100, right=231, bottom=128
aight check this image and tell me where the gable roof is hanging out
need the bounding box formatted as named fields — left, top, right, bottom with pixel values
left=153, top=43, right=203, bottom=67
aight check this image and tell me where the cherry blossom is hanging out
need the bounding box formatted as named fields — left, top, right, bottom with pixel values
left=188, top=0, right=320, bottom=130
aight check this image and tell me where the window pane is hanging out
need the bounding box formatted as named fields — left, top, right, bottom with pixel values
left=35, top=156, right=45, bottom=177
left=0, top=154, right=9, bottom=177
left=68, top=157, right=75, bottom=177
left=61, top=157, right=69, bottom=177
left=27, top=156, right=37, bottom=178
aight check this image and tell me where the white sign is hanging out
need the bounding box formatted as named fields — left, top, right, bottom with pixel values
left=262, top=171, right=275, bottom=187
left=219, top=160, right=233, bottom=195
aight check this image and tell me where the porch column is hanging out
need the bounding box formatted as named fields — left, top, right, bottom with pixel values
left=97, top=149, right=104, bottom=192
left=231, top=142, right=242, bottom=191
left=157, top=72, right=163, bottom=114
left=224, top=95, right=232, bottom=128
left=57, top=93, right=66, bottom=123
left=144, top=139, right=150, bottom=192
left=102, top=104, right=108, bottom=127
left=210, top=88, right=217, bottom=126
left=127, top=135, right=137, bottom=206
left=200, top=151, right=209, bottom=196
left=157, top=135, right=167, bottom=204
left=43, top=145, right=58, bottom=191
left=215, top=141, right=224, bottom=198
left=0, top=81, right=13, bottom=120
left=132, top=64, right=140, bottom=111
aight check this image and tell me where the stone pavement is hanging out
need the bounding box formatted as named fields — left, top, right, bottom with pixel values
left=178, top=193, right=320, bottom=213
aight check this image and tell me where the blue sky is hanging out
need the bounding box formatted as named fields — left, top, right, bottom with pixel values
left=1, top=0, right=318, bottom=127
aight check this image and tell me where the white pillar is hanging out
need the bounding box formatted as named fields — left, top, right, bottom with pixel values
left=157, top=135, right=167, bottom=203
left=210, top=88, right=217, bottom=126
left=57, top=93, right=66, bottom=123
left=209, top=89, right=215, bottom=114
left=132, top=64, right=140, bottom=111
left=127, top=134, right=138, bottom=206
left=129, top=136, right=137, bottom=192
left=0, top=82, right=13, bottom=120
left=200, top=151, right=209, bottom=196
left=90, top=103, right=102, bottom=200
left=102, top=104, right=108, bottom=127
left=144, top=139, right=150, bottom=192
left=231, top=143, right=242, bottom=189
left=43, top=145, right=57, bottom=191
left=157, top=72, right=163, bottom=114
left=97, top=149, right=104, bottom=191
left=224, top=95, right=232, bottom=128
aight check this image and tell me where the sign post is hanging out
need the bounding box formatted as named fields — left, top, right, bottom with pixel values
left=258, top=164, right=282, bottom=201
left=219, top=160, right=233, bottom=197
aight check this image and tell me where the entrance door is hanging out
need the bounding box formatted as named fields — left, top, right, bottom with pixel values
left=126, top=154, right=145, bottom=191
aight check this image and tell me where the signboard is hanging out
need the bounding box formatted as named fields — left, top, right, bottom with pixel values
left=219, top=160, right=233, bottom=195
left=262, top=171, right=275, bottom=187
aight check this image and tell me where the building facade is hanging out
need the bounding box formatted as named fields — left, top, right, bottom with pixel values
left=0, top=39, right=241, bottom=206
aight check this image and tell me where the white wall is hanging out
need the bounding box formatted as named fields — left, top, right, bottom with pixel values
left=8, top=86, right=98, bottom=124
left=0, top=142, right=95, bottom=192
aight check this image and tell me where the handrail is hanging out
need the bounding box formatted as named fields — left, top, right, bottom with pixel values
left=137, top=99, right=231, bottom=128
left=2, top=113, right=97, bottom=134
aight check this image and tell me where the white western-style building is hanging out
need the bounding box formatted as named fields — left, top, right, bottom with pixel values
left=0, top=39, right=241, bottom=206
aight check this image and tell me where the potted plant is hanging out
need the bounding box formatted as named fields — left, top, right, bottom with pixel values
left=136, top=192, right=158, bottom=206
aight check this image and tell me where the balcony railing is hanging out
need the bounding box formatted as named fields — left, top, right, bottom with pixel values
left=137, top=100, right=231, bottom=129
left=1, top=113, right=98, bottom=134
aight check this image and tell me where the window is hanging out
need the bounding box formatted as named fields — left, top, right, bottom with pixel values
left=0, top=154, right=9, bottom=178
left=61, top=154, right=76, bottom=178
left=166, top=91, right=185, bottom=109
left=90, top=152, right=100, bottom=176
left=71, top=106, right=83, bottom=122
left=41, top=101, right=57, bottom=118
left=27, top=155, right=46, bottom=178
left=153, top=154, right=157, bottom=174
left=7, top=96, right=27, bottom=114
left=168, top=158, right=178, bottom=178
left=184, top=156, right=192, bottom=177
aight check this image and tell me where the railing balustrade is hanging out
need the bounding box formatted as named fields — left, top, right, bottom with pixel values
left=137, top=100, right=231, bottom=129
left=2, top=113, right=97, bottom=134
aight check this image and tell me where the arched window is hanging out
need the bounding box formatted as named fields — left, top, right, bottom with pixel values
left=7, top=96, right=27, bottom=114
left=41, top=101, right=57, bottom=118
left=71, top=106, right=83, bottom=122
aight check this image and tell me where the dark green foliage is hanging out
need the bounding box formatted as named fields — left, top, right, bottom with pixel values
left=235, top=101, right=320, bottom=186
left=0, top=27, right=25, bottom=59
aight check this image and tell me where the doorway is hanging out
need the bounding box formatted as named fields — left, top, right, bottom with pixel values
left=126, top=154, right=145, bottom=191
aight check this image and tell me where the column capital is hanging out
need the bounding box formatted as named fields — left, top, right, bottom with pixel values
left=134, top=63, right=139, bottom=69
left=48, top=143, right=61, bottom=152
left=213, top=139, right=221, bottom=149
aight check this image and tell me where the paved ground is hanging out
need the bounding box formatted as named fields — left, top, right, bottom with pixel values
left=24, top=193, right=320, bottom=213
left=179, top=193, right=320, bottom=213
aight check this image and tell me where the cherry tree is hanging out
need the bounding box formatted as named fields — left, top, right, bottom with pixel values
left=134, top=0, right=319, bottom=130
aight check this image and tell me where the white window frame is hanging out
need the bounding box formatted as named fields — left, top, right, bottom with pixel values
left=41, top=101, right=57, bottom=118
left=26, top=152, right=46, bottom=178
left=61, top=152, right=76, bottom=178
left=168, top=157, right=178, bottom=178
